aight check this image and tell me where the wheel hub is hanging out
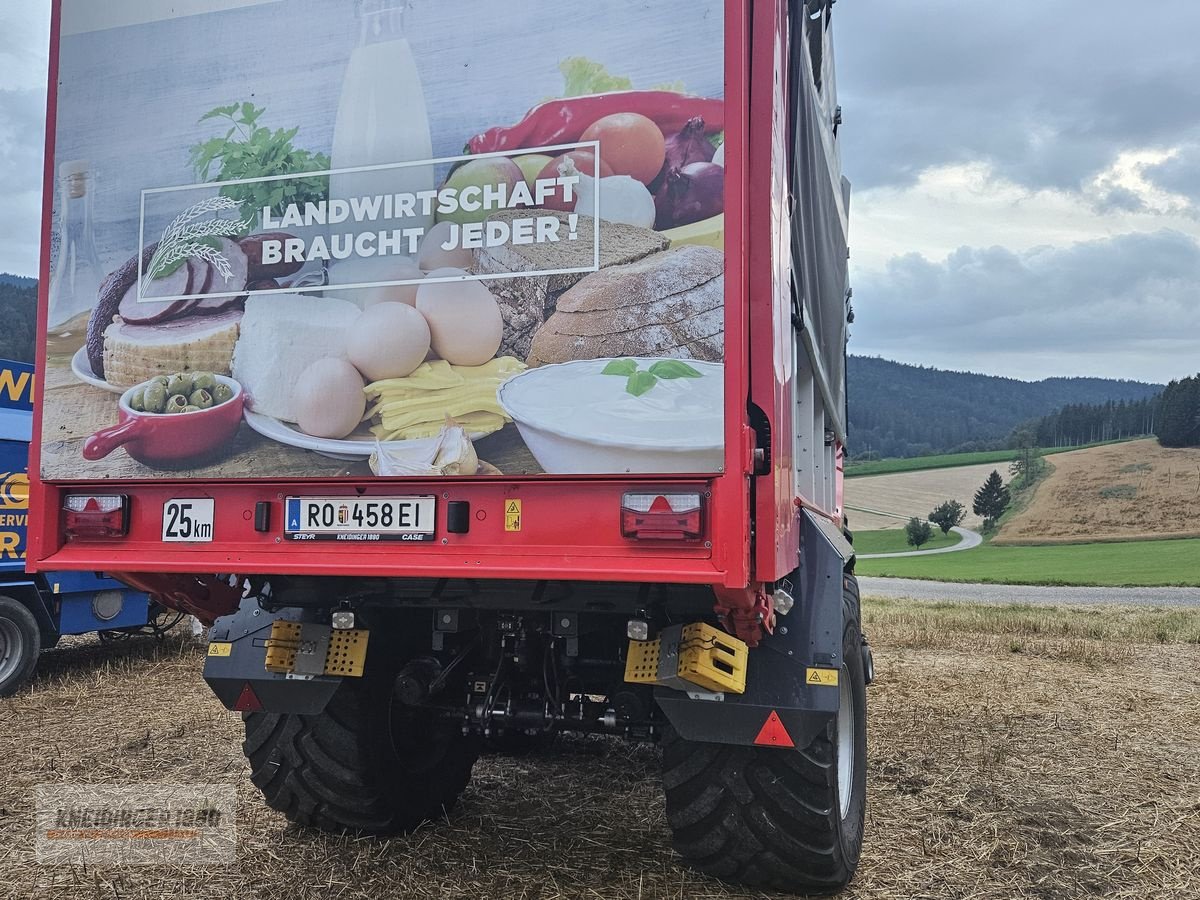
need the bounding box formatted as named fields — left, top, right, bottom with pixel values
left=0, top=618, right=24, bottom=683
left=837, top=669, right=855, bottom=819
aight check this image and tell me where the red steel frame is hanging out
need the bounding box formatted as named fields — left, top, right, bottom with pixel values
left=27, top=0, right=828, bottom=604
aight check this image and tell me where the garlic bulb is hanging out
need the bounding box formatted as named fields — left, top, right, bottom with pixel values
left=370, top=419, right=479, bottom=476
left=713, top=142, right=725, bottom=168
left=562, top=157, right=656, bottom=229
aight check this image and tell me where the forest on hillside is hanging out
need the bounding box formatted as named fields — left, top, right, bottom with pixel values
left=1023, top=396, right=1160, bottom=448
left=0, top=282, right=36, bottom=364
left=848, top=356, right=1162, bottom=458
left=1155, top=375, right=1200, bottom=447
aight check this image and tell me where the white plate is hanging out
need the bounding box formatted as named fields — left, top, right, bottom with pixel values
left=243, top=409, right=484, bottom=461
left=71, top=347, right=124, bottom=394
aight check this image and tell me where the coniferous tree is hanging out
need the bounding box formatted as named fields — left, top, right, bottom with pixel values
left=972, top=470, right=1010, bottom=529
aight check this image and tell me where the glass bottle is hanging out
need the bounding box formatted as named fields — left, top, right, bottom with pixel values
left=47, top=160, right=105, bottom=343
left=328, top=0, right=435, bottom=298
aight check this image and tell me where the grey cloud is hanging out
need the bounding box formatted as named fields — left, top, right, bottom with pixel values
left=1091, top=184, right=1147, bottom=214
left=835, top=1, right=1200, bottom=194
left=1142, top=144, right=1200, bottom=205
left=851, top=230, right=1200, bottom=382
left=0, top=87, right=46, bottom=276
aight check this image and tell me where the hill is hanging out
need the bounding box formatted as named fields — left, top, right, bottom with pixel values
left=995, top=438, right=1200, bottom=545
left=0, top=281, right=37, bottom=364
left=848, top=356, right=1162, bottom=458
left=0, top=273, right=36, bottom=289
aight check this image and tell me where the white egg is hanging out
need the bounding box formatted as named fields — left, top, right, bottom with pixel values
left=293, top=357, right=366, bottom=439
left=346, top=301, right=432, bottom=381
left=418, top=221, right=475, bottom=272
left=416, top=268, right=503, bottom=366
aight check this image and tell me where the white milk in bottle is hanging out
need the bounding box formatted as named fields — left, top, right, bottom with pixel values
left=328, top=0, right=434, bottom=302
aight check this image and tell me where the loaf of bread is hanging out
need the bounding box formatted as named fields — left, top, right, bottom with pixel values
left=475, top=211, right=670, bottom=360
left=527, top=245, right=724, bottom=367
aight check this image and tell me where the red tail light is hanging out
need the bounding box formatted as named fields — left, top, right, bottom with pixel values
left=620, top=492, right=703, bottom=541
left=63, top=494, right=129, bottom=540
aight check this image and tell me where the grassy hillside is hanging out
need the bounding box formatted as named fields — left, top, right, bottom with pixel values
left=846, top=439, right=1131, bottom=477
left=855, top=537, right=1200, bottom=586
left=852, top=528, right=962, bottom=554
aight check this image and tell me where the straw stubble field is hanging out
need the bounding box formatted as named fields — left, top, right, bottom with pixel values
left=996, top=439, right=1200, bottom=544
left=1, top=601, right=1197, bottom=900
left=843, top=462, right=1005, bottom=532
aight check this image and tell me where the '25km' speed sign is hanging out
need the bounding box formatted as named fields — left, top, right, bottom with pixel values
left=162, top=499, right=215, bottom=542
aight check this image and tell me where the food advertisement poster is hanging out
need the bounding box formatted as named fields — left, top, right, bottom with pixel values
left=42, top=0, right=726, bottom=480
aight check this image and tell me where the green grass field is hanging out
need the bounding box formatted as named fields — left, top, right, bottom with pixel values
left=855, top=537, right=1200, bottom=587
left=844, top=439, right=1137, bottom=478
left=852, top=528, right=962, bottom=555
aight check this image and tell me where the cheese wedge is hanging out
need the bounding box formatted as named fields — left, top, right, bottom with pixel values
left=365, top=357, right=525, bottom=441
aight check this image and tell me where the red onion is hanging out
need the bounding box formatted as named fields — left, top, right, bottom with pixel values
left=650, top=117, right=715, bottom=193
left=654, top=162, right=724, bottom=230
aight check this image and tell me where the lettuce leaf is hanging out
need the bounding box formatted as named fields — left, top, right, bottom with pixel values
left=558, top=57, right=633, bottom=97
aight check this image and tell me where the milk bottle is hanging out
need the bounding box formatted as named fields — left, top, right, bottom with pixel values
left=328, top=0, right=434, bottom=295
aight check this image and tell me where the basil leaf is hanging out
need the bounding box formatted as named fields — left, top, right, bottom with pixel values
left=648, top=360, right=703, bottom=379
left=602, top=359, right=639, bottom=377
left=626, top=371, right=659, bottom=396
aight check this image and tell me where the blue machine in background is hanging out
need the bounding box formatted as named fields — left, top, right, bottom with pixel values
left=1, top=358, right=167, bottom=696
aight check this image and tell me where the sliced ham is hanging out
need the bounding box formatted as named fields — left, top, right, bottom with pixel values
left=117, top=259, right=198, bottom=325
left=191, top=238, right=250, bottom=315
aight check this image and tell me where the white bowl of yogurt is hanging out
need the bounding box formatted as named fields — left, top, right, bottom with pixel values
left=498, top=358, right=724, bottom=474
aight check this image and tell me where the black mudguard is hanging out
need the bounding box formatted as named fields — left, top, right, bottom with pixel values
left=655, top=510, right=850, bottom=748
left=203, top=598, right=341, bottom=715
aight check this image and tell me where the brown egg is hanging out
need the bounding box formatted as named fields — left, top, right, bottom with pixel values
left=416, top=268, right=503, bottom=366
left=346, top=301, right=431, bottom=381
left=417, top=221, right=475, bottom=272
left=293, top=357, right=366, bottom=439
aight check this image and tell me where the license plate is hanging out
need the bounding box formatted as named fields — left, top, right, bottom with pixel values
left=162, top=499, right=215, bottom=542
left=285, top=496, right=436, bottom=542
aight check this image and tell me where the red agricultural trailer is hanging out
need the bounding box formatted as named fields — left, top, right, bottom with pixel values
left=30, top=0, right=866, bottom=890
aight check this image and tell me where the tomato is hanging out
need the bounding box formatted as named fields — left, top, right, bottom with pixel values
left=581, top=113, right=667, bottom=186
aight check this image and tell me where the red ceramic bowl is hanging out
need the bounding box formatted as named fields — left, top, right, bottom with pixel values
left=83, top=376, right=245, bottom=468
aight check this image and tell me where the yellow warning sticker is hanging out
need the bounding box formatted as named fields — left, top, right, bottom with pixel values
left=806, top=667, right=839, bottom=687
left=207, top=642, right=233, bottom=657
left=504, top=499, right=522, bottom=532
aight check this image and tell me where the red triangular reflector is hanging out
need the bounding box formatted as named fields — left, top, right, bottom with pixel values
left=753, top=710, right=795, bottom=748
left=233, top=682, right=263, bottom=712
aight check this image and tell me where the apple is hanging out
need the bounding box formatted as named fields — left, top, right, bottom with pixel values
left=436, top=157, right=524, bottom=226
left=514, top=154, right=554, bottom=187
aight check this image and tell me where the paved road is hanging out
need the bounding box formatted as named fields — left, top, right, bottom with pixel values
left=857, top=525, right=982, bottom=559
left=858, top=576, right=1200, bottom=607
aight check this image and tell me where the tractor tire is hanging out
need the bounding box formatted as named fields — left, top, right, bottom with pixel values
left=242, top=675, right=478, bottom=835
left=662, top=596, right=868, bottom=893
left=0, top=595, right=41, bottom=697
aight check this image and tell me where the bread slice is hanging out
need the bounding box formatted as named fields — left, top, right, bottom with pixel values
left=475, top=211, right=670, bottom=360
left=527, top=246, right=724, bottom=366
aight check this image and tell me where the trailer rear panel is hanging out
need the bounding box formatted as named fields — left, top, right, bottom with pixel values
left=31, top=0, right=755, bottom=584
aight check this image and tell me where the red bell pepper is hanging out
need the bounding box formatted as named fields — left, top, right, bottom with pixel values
left=467, top=91, right=724, bottom=155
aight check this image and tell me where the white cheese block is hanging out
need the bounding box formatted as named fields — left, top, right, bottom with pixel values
left=232, top=295, right=361, bottom=422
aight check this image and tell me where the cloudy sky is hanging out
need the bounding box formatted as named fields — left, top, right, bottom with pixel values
left=1, top=1, right=1197, bottom=383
